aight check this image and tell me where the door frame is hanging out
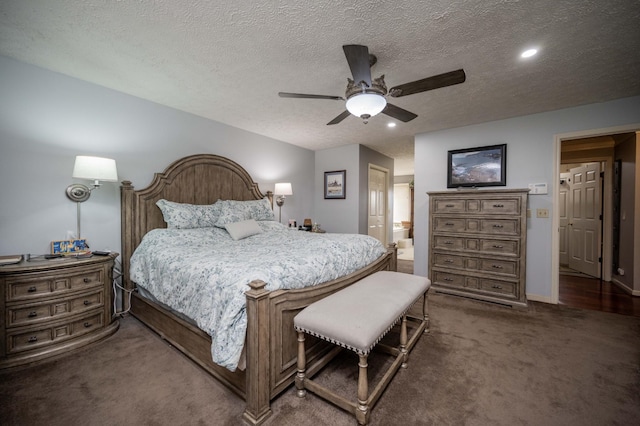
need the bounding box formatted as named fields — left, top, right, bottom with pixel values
left=552, top=123, right=640, bottom=304
left=368, top=163, right=389, bottom=246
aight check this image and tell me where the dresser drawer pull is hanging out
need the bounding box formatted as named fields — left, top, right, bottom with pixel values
left=492, top=244, right=504, bottom=249
left=84, top=300, right=91, bottom=306
left=492, top=265, right=504, bottom=269
left=445, top=204, right=455, bottom=208
left=491, top=284, right=503, bottom=289
left=445, top=222, right=455, bottom=226
left=493, top=204, right=504, bottom=208
left=28, top=336, right=38, bottom=343
left=83, top=278, right=91, bottom=283
left=443, top=277, right=454, bottom=282
left=84, top=322, right=93, bottom=328
left=28, top=311, right=38, bottom=318
left=28, top=286, right=37, bottom=293
left=444, top=241, right=454, bottom=245
left=493, top=224, right=504, bottom=228
left=444, top=259, right=454, bottom=264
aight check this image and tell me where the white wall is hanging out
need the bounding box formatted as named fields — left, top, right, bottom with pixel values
left=0, top=56, right=314, bottom=256
left=414, top=96, right=640, bottom=301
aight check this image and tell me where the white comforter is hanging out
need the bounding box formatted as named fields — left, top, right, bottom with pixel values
left=129, top=221, right=387, bottom=370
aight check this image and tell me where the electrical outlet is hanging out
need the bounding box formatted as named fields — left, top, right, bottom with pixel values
left=536, top=208, right=549, bottom=218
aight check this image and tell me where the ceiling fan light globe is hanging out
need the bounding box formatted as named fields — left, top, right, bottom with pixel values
left=346, top=93, right=387, bottom=118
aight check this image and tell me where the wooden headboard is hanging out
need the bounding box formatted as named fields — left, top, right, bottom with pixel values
left=120, top=154, right=272, bottom=293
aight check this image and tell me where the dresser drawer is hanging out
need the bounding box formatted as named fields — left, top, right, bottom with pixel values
left=7, top=289, right=104, bottom=327
left=431, top=198, right=466, bottom=213
left=6, top=311, right=105, bottom=355
left=480, top=239, right=519, bottom=256
left=433, top=235, right=519, bottom=257
left=6, top=269, right=103, bottom=302
left=433, top=217, right=520, bottom=236
left=432, top=270, right=518, bottom=299
left=478, top=198, right=521, bottom=215
left=433, top=253, right=518, bottom=278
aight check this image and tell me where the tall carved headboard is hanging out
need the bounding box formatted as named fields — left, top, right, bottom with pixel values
left=120, top=154, right=272, bottom=293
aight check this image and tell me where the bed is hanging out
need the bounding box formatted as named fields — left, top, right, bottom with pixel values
left=120, top=154, right=397, bottom=425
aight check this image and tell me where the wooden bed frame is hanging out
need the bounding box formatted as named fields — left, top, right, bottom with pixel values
left=120, top=154, right=397, bottom=425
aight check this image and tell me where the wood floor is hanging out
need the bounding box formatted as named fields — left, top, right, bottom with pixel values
left=559, top=271, right=640, bottom=317
left=399, top=260, right=639, bottom=317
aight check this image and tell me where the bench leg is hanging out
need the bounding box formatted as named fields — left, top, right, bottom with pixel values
left=400, top=315, right=409, bottom=369
left=356, top=354, right=370, bottom=425
left=423, top=292, right=430, bottom=333
left=295, top=331, right=307, bottom=398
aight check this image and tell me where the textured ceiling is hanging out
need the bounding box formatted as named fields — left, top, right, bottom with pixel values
left=1, top=0, right=639, bottom=175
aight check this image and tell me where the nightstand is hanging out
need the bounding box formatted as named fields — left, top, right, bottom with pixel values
left=0, top=253, right=119, bottom=368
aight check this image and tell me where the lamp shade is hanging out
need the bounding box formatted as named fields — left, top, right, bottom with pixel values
left=72, top=156, right=118, bottom=182
left=274, top=182, right=293, bottom=196
left=346, top=93, right=387, bottom=118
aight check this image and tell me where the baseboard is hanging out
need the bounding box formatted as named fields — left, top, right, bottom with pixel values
left=610, top=278, right=638, bottom=296
left=526, top=293, right=554, bottom=304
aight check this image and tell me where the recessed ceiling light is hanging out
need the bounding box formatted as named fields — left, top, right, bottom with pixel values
left=387, top=122, right=396, bottom=128
left=521, top=48, right=538, bottom=58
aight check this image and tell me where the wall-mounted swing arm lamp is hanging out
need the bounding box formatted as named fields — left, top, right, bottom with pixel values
left=65, top=156, right=118, bottom=240
left=274, top=182, right=293, bottom=223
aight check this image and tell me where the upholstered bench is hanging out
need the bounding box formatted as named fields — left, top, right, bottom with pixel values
left=293, top=271, right=431, bottom=425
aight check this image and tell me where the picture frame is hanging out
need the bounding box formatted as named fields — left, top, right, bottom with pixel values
left=324, top=170, right=346, bottom=199
left=447, top=144, right=507, bottom=188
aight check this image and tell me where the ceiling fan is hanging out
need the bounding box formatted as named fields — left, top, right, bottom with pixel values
left=278, top=44, right=466, bottom=125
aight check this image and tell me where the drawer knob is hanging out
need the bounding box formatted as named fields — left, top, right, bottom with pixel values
left=28, top=286, right=37, bottom=293
left=444, top=241, right=454, bottom=245
left=445, top=204, right=455, bottom=208
left=84, top=322, right=93, bottom=328
left=492, top=265, right=504, bottom=269
left=492, top=245, right=504, bottom=249
left=28, top=311, right=38, bottom=318
left=84, top=300, right=91, bottom=306
left=444, top=259, right=453, bottom=264
left=445, top=222, right=454, bottom=226
left=83, top=278, right=91, bottom=283
left=28, top=336, right=38, bottom=343
left=493, top=224, right=504, bottom=228
left=492, top=285, right=503, bottom=289
left=444, top=277, right=453, bottom=282
left=493, top=204, right=504, bottom=208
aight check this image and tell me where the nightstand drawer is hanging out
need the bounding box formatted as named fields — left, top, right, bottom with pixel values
left=7, top=312, right=105, bottom=355
left=6, top=269, right=103, bottom=302
left=7, top=290, right=104, bottom=327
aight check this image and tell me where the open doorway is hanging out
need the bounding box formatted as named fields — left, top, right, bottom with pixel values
left=555, top=129, right=639, bottom=311
left=393, top=181, right=413, bottom=260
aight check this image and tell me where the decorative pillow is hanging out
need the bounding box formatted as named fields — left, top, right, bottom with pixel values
left=214, top=198, right=275, bottom=227
left=156, top=199, right=220, bottom=229
left=225, top=219, right=263, bottom=241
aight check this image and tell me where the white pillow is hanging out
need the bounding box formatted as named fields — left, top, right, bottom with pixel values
left=225, top=219, right=263, bottom=241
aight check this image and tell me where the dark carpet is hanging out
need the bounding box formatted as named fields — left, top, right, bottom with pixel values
left=2, top=292, right=639, bottom=425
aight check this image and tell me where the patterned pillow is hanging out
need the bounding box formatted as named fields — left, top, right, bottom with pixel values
left=214, top=198, right=275, bottom=227
left=156, top=199, right=221, bottom=229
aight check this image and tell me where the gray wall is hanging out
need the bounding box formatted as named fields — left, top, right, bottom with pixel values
left=414, top=96, right=640, bottom=301
left=0, top=56, right=314, bottom=256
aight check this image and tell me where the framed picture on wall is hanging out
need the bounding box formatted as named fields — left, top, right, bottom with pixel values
left=324, top=170, right=346, bottom=199
left=447, top=144, right=507, bottom=188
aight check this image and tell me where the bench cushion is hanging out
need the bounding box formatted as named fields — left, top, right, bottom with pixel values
left=294, top=271, right=430, bottom=355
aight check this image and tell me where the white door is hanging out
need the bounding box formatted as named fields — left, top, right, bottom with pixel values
left=368, top=166, right=387, bottom=245
left=568, top=163, right=601, bottom=277
left=558, top=172, right=571, bottom=266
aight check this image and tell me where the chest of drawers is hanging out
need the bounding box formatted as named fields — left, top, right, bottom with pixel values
left=0, top=253, right=119, bottom=368
left=428, top=189, right=529, bottom=307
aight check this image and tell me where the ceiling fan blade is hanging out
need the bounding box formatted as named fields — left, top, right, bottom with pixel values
left=327, top=110, right=351, bottom=125
left=279, top=92, right=344, bottom=101
left=382, top=103, right=418, bottom=122
left=343, top=45, right=372, bottom=87
left=388, top=69, right=466, bottom=98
